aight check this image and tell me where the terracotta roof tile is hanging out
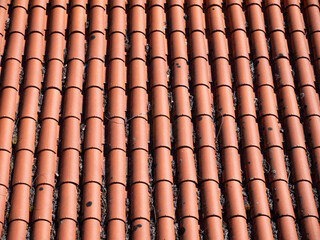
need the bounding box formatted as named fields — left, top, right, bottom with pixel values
left=0, top=0, right=320, bottom=239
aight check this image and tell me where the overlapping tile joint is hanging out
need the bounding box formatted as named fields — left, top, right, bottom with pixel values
left=0, top=0, right=320, bottom=239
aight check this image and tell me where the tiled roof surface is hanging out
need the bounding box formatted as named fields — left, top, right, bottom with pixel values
left=0, top=0, right=320, bottom=239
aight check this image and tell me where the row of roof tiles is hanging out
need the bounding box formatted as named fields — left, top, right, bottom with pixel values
left=0, top=0, right=320, bottom=239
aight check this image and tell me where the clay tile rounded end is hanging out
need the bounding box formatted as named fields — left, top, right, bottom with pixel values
left=109, top=0, right=126, bottom=10
left=264, top=0, right=281, bottom=7
left=226, top=0, right=243, bottom=7
left=148, top=0, right=165, bottom=8
left=50, top=0, right=67, bottom=8
left=284, top=0, right=300, bottom=8
left=206, top=0, right=222, bottom=8
left=90, top=0, right=106, bottom=8
left=168, top=0, right=184, bottom=8
left=129, top=0, right=146, bottom=8
left=246, top=0, right=262, bottom=7
left=30, top=0, right=47, bottom=9
left=0, top=0, right=8, bottom=9
left=70, top=0, right=87, bottom=8
left=304, top=0, right=320, bottom=7
left=11, top=0, right=29, bottom=10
